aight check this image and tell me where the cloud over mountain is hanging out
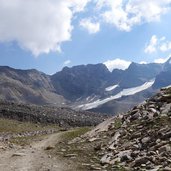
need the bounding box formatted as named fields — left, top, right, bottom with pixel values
left=104, top=58, right=131, bottom=71
left=0, top=0, right=171, bottom=56
left=95, top=0, right=171, bottom=31
left=145, top=35, right=171, bottom=54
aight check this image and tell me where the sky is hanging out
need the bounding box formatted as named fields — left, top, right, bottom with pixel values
left=0, top=0, right=171, bottom=74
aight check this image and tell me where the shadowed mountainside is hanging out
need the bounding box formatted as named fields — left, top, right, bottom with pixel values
left=0, top=59, right=171, bottom=115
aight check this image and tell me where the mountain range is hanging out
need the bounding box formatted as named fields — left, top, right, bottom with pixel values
left=0, top=57, right=171, bottom=114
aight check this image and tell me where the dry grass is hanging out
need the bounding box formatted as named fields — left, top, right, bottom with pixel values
left=0, top=118, right=59, bottom=134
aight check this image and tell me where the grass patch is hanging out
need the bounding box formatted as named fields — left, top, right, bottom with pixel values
left=0, top=118, right=60, bottom=146
left=61, top=127, right=91, bottom=141
left=114, top=118, right=122, bottom=129
left=0, top=118, right=59, bottom=134
left=9, top=135, right=43, bottom=146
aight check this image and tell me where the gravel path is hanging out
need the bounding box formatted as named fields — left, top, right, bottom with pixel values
left=0, top=132, right=75, bottom=171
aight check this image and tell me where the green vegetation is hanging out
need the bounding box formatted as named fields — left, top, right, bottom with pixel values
left=9, top=135, right=42, bottom=146
left=0, top=118, right=60, bottom=146
left=164, top=87, right=171, bottom=95
left=0, top=118, right=59, bottom=134
left=112, top=165, right=129, bottom=171
left=61, top=127, right=91, bottom=140
left=114, top=118, right=122, bottom=129
left=160, top=88, right=171, bottom=103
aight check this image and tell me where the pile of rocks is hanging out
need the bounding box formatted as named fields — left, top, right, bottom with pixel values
left=0, top=101, right=108, bottom=127
left=81, top=87, right=171, bottom=170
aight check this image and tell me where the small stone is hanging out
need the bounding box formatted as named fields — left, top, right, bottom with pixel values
left=0, top=146, right=6, bottom=150
left=88, top=138, right=99, bottom=142
left=156, top=139, right=161, bottom=143
left=90, top=165, right=101, bottom=170
left=64, top=154, right=77, bottom=157
left=159, top=144, right=171, bottom=154
left=163, top=167, right=171, bottom=171
left=82, top=163, right=91, bottom=166
left=141, top=164, right=146, bottom=167
left=61, top=149, right=66, bottom=152
left=130, top=112, right=141, bottom=121
left=141, top=137, right=150, bottom=144
left=100, top=153, right=112, bottom=164
left=44, top=146, right=55, bottom=150
left=12, top=153, right=26, bottom=157
left=133, top=157, right=149, bottom=167
left=162, top=131, right=171, bottom=140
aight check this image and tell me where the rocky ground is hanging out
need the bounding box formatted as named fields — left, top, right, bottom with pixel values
left=0, top=101, right=108, bottom=127
left=0, top=99, right=108, bottom=171
left=0, top=118, right=92, bottom=171
left=60, top=87, right=171, bottom=171
left=0, top=131, right=80, bottom=171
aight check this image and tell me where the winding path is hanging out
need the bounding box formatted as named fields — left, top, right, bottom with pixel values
left=0, top=132, right=73, bottom=171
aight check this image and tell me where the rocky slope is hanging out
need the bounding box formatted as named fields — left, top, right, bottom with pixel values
left=119, top=62, right=162, bottom=88
left=0, top=101, right=107, bottom=127
left=51, top=64, right=112, bottom=101
left=70, top=87, right=171, bottom=170
left=0, top=66, right=66, bottom=106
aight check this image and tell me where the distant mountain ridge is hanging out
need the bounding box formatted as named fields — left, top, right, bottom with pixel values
left=0, top=58, right=171, bottom=114
left=0, top=66, right=66, bottom=106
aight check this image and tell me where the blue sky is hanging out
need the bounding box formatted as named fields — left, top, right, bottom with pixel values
left=0, top=0, right=171, bottom=74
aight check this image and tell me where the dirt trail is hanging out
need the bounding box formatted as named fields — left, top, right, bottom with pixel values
left=0, top=132, right=73, bottom=171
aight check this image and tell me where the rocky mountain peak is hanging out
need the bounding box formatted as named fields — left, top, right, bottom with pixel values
left=51, top=63, right=111, bottom=100
left=0, top=60, right=170, bottom=114
left=163, top=57, right=171, bottom=71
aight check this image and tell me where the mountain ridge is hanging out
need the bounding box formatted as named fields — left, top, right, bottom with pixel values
left=0, top=59, right=171, bottom=114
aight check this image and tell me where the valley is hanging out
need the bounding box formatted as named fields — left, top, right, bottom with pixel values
left=1, top=58, right=171, bottom=114
left=0, top=57, right=171, bottom=171
left=1, top=1, right=171, bottom=170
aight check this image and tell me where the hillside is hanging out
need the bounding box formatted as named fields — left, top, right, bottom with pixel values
left=0, top=66, right=66, bottom=106
left=59, top=87, right=171, bottom=170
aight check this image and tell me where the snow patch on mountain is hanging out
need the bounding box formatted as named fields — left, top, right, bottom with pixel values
left=86, top=95, right=97, bottom=102
left=105, top=84, right=118, bottom=91
left=77, top=80, right=155, bottom=110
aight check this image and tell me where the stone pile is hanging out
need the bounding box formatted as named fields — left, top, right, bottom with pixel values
left=81, top=87, right=171, bottom=170
left=0, top=101, right=108, bottom=127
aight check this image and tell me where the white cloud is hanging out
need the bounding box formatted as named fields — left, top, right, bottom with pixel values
left=103, top=58, right=131, bottom=71
left=94, top=0, right=171, bottom=31
left=0, top=0, right=90, bottom=56
left=160, top=41, right=171, bottom=52
left=63, top=60, right=71, bottom=66
left=1, top=0, right=171, bottom=56
left=145, top=35, right=171, bottom=54
left=144, top=35, right=158, bottom=54
left=80, top=18, right=100, bottom=34
left=154, top=56, right=171, bottom=63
